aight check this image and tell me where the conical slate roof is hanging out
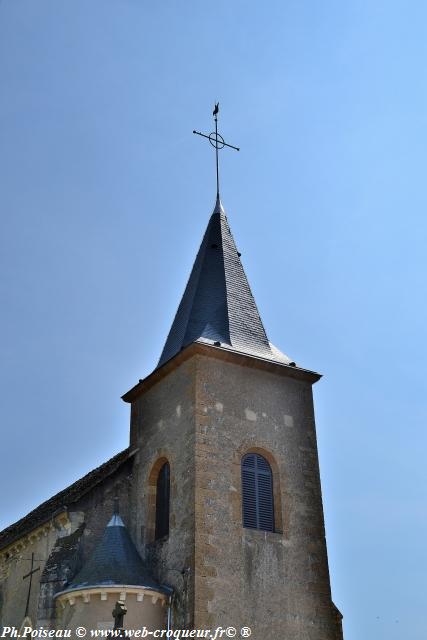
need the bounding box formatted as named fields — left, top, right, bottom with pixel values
left=158, top=197, right=292, bottom=368
left=67, top=513, right=161, bottom=591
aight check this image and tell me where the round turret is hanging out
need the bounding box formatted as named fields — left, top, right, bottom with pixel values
left=54, top=509, right=168, bottom=633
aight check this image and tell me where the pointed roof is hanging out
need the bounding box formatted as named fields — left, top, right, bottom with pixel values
left=158, top=197, right=292, bottom=368
left=65, top=511, right=162, bottom=592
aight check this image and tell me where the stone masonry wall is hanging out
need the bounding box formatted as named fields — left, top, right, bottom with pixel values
left=0, top=525, right=59, bottom=627
left=130, top=357, right=196, bottom=628
left=192, top=353, right=341, bottom=640
left=130, top=349, right=342, bottom=639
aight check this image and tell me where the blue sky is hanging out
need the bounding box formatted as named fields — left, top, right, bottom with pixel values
left=0, top=1, right=426, bottom=638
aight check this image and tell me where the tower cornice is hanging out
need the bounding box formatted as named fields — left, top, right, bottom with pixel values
left=122, top=342, right=321, bottom=404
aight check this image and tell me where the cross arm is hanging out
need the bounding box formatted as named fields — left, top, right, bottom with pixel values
left=193, top=130, right=240, bottom=151
left=23, top=566, right=40, bottom=580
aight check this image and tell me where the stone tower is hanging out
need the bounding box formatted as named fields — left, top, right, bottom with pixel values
left=123, top=196, right=343, bottom=639
left=0, top=194, right=343, bottom=637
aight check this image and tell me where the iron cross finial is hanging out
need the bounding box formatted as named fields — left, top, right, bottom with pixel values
left=193, top=103, right=239, bottom=199
left=22, top=552, right=40, bottom=618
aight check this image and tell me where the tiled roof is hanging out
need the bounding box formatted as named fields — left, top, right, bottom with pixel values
left=0, top=449, right=134, bottom=551
left=64, top=512, right=162, bottom=592
left=158, top=197, right=292, bottom=368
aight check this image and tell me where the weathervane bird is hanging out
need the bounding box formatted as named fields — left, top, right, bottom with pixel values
left=213, top=102, right=219, bottom=117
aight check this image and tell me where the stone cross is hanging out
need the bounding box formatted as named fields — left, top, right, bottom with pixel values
left=112, top=600, right=127, bottom=630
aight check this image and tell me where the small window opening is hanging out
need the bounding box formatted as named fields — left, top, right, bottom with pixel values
left=155, top=461, right=170, bottom=540
left=241, top=453, right=274, bottom=532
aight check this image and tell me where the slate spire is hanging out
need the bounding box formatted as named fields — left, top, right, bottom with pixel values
left=158, top=197, right=291, bottom=368
left=66, top=507, right=162, bottom=591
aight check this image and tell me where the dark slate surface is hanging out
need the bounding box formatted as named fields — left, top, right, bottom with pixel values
left=67, top=515, right=162, bottom=591
left=0, top=449, right=134, bottom=551
left=158, top=197, right=291, bottom=367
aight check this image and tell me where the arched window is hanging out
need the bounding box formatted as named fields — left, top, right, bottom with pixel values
left=155, top=461, right=170, bottom=540
left=241, top=453, right=274, bottom=532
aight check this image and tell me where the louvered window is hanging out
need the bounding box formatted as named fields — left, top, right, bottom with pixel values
left=155, top=461, right=170, bottom=540
left=241, top=453, right=274, bottom=532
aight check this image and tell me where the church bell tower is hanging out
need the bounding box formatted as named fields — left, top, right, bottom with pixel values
left=123, top=106, right=343, bottom=638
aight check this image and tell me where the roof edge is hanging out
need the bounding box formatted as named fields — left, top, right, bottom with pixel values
left=0, top=448, right=139, bottom=552
left=54, top=584, right=169, bottom=599
left=122, top=342, right=321, bottom=403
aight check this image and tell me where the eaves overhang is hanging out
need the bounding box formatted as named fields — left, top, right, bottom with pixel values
left=54, top=584, right=169, bottom=600
left=122, top=341, right=321, bottom=404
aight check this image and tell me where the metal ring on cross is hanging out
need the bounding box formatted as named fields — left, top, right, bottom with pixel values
left=208, top=132, right=225, bottom=149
